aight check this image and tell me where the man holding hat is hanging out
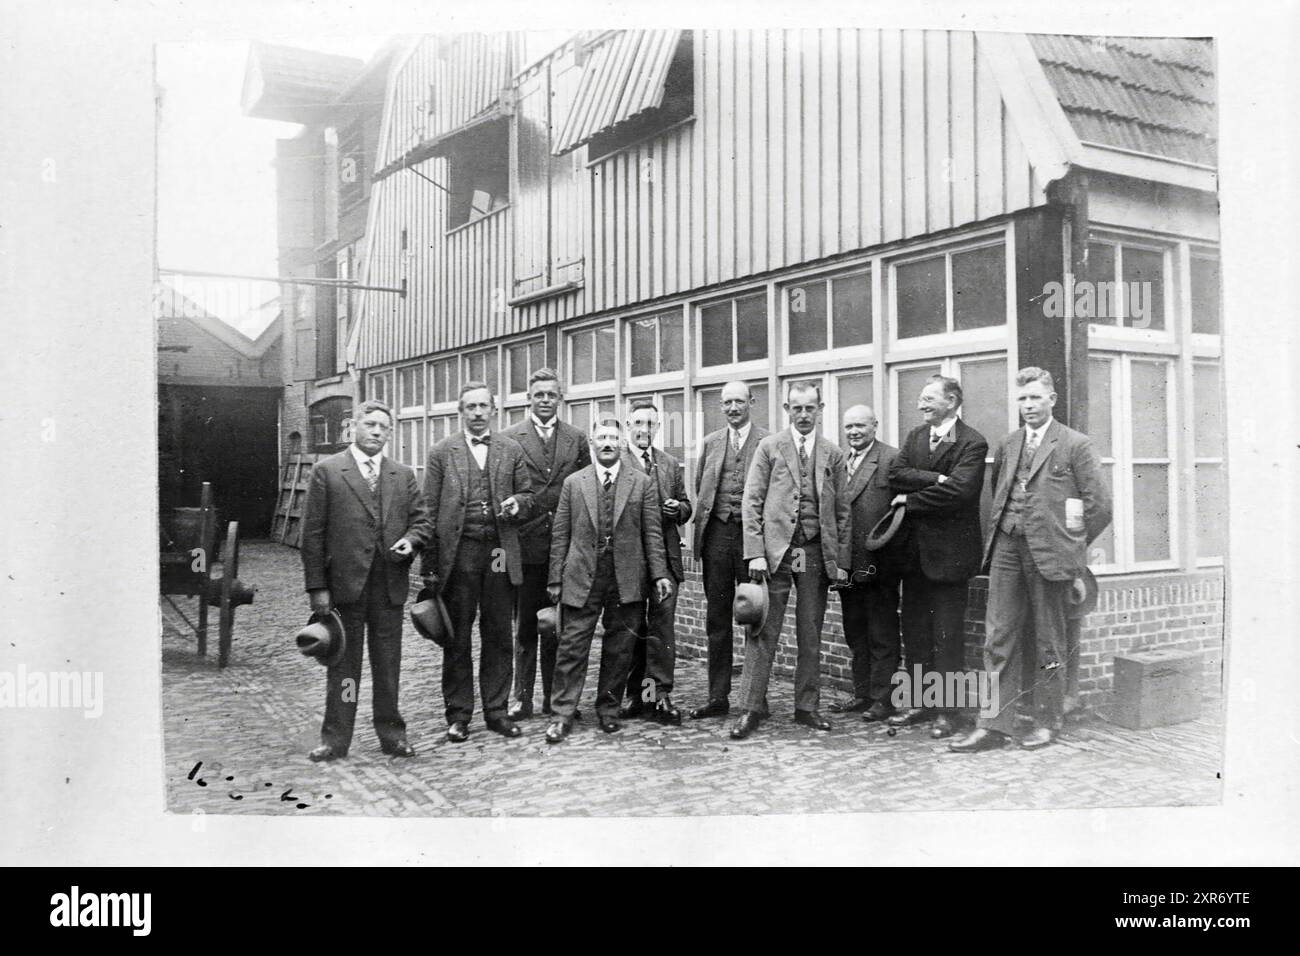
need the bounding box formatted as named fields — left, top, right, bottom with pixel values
left=619, top=400, right=692, bottom=725
left=300, top=399, right=431, bottom=762
left=950, top=368, right=1111, bottom=753
left=886, top=375, right=988, bottom=740
left=422, top=382, right=534, bottom=742
left=731, top=380, right=851, bottom=740
left=689, top=381, right=769, bottom=720
left=544, top=418, right=673, bottom=743
left=832, top=404, right=902, bottom=722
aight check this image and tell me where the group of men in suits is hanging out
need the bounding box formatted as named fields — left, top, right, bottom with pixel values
left=299, top=361, right=1109, bottom=759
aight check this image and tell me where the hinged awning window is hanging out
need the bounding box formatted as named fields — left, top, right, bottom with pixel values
left=552, top=29, right=682, bottom=156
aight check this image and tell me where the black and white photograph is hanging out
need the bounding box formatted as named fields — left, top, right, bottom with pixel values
left=153, top=22, right=1229, bottom=816
left=3, top=0, right=1298, bottom=876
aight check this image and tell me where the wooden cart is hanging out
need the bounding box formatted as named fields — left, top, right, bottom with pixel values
left=160, top=482, right=254, bottom=667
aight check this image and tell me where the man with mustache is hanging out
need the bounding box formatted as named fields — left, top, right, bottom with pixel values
left=421, top=382, right=533, bottom=742
left=731, top=380, right=851, bottom=740
left=544, top=418, right=673, bottom=743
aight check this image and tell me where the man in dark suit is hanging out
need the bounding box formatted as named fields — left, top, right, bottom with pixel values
left=619, top=401, right=692, bottom=724
left=731, top=380, right=851, bottom=740
left=544, top=418, right=673, bottom=743
left=951, top=368, right=1112, bottom=752
left=887, top=374, right=988, bottom=740
left=300, top=399, right=431, bottom=762
left=689, top=381, right=769, bottom=719
left=421, top=382, right=533, bottom=742
left=831, top=404, right=902, bottom=722
left=501, top=369, right=591, bottom=720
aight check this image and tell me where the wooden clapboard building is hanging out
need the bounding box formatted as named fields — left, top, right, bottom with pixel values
left=349, top=30, right=1223, bottom=703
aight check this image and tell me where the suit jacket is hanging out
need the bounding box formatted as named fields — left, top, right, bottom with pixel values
left=500, top=417, right=590, bottom=565
left=548, top=464, right=671, bottom=608
left=693, top=424, right=769, bottom=552
left=843, top=439, right=901, bottom=574
left=889, top=417, right=988, bottom=583
left=300, top=449, right=431, bottom=606
left=742, top=428, right=851, bottom=579
left=621, top=445, right=692, bottom=582
left=419, top=432, right=535, bottom=587
left=982, top=418, right=1113, bottom=580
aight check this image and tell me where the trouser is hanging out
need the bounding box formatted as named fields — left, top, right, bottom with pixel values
left=321, top=558, right=405, bottom=752
left=550, top=553, right=643, bottom=722
left=625, top=578, right=679, bottom=702
left=838, top=573, right=902, bottom=702
left=737, top=540, right=829, bottom=714
left=700, top=518, right=746, bottom=704
left=900, top=572, right=970, bottom=715
left=979, top=531, right=1070, bottom=735
left=511, top=563, right=557, bottom=710
left=441, top=536, right=516, bottom=724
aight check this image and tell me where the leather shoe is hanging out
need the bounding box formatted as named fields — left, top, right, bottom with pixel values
left=929, top=714, right=956, bottom=739
left=652, top=697, right=682, bottom=726
left=689, top=700, right=730, bottom=719
left=1019, top=726, right=1056, bottom=750
left=486, top=716, right=522, bottom=739
left=381, top=738, right=415, bottom=758
left=829, top=696, right=872, bottom=713
left=598, top=716, right=622, bottom=734
left=507, top=701, right=533, bottom=721
left=619, top=699, right=647, bottom=720
left=794, top=709, right=832, bottom=731
left=862, top=701, right=895, bottom=722
left=729, top=712, right=763, bottom=740
left=308, top=744, right=345, bottom=762
left=886, top=707, right=931, bottom=728
left=544, top=720, right=571, bottom=744
left=948, top=728, right=1008, bottom=753
left=446, top=721, right=470, bottom=743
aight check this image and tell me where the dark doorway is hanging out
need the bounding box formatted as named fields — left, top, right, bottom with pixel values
left=159, top=385, right=281, bottom=536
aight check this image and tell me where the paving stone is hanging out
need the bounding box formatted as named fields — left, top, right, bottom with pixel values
left=162, top=542, right=1224, bottom=816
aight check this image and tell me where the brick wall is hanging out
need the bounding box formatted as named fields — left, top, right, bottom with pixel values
left=673, top=558, right=1225, bottom=706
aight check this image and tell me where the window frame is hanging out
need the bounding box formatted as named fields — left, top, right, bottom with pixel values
left=565, top=320, right=617, bottom=395
left=1082, top=231, right=1177, bottom=348
left=780, top=266, right=874, bottom=367
left=624, top=307, right=686, bottom=385
left=693, top=288, right=769, bottom=376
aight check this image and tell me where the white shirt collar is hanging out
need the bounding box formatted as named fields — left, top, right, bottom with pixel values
left=850, top=439, right=875, bottom=460
left=930, top=416, right=958, bottom=440
left=349, top=444, right=383, bottom=470
left=792, top=428, right=815, bottom=449
left=1025, top=419, right=1052, bottom=444
left=730, top=421, right=752, bottom=445
left=530, top=413, right=557, bottom=433
left=596, top=460, right=621, bottom=483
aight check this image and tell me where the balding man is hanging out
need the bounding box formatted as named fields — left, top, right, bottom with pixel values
left=887, top=375, right=987, bottom=740
left=731, top=380, right=850, bottom=740
left=689, top=381, right=769, bottom=719
left=832, top=405, right=902, bottom=721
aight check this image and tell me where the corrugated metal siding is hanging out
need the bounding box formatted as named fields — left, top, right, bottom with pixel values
left=1028, top=33, right=1216, bottom=166
left=360, top=29, right=1047, bottom=368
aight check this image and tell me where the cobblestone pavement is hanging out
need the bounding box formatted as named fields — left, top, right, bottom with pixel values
left=162, top=542, right=1223, bottom=817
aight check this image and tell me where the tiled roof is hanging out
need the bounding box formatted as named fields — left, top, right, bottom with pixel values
left=1029, top=33, right=1216, bottom=167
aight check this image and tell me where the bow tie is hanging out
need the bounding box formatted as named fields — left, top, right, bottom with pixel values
left=470, top=435, right=490, bottom=446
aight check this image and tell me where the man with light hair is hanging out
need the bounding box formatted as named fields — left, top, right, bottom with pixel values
left=951, top=367, right=1112, bottom=752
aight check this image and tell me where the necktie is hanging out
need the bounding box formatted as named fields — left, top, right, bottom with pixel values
left=603, top=471, right=614, bottom=491
left=929, top=430, right=941, bottom=452
left=471, top=435, right=490, bottom=446
left=848, top=452, right=860, bottom=476
left=798, top=438, right=809, bottom=470
left=731, top=430, right=741, bottom=454
left=364, top=459, right=379, bottom=492
left=1025, top=430, right=1040, bottom=458
left=642, top=450, right=653, bottom=472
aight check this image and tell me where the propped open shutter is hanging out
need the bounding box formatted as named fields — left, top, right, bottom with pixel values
left=552, top=30, right=681, bottom=155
